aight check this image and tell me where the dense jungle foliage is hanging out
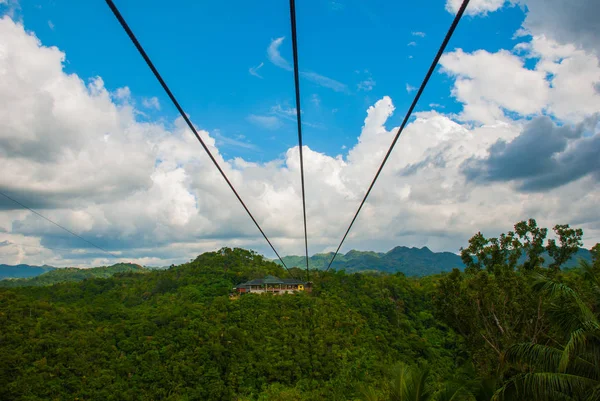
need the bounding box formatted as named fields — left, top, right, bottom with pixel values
left=1, top=219, right=598, bottom=400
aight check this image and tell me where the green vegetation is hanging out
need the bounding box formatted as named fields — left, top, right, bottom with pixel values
left=0, top=219, right=598, bottom=400
left=0, top=263, right=146, bottom=288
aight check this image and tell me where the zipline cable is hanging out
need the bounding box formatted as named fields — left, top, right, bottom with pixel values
left=0, top=190, right=118, bottom=258
left=288, top=0, right=315, bottom=379
left=325, top=0, right=471, bottom=272
left=105, top=0, right=295, bottom=277
left=288, top=0, right=310, bottom=283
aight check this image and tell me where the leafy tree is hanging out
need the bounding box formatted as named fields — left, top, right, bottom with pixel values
left=546, top=224, right=584, bottom=271
left=493, top=265, right=600, bottom=401
left=436, top=219, right=586, bottom=375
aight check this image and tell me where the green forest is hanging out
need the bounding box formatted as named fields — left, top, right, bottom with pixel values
left=1, top=219, right=599, bottom=400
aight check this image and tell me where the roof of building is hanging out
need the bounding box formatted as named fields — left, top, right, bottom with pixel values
left=235, top=275, right=306, bottom=288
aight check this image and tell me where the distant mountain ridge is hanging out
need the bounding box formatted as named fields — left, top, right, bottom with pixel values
left=278, top=246, right=464, bottom=277
left=0, top=263, right=146, bottom=287
left=0, top=264, right=57, bottom=279
left=278, top=246, right=593, bottom=277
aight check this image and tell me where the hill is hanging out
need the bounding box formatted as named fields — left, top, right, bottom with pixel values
left=0, top=263, right=146, bottom=287
left=0, top=247, right=464, bottom=400
left=279, top=246, right=463, bottom=276
left=0, top=264, right=56, bottom=279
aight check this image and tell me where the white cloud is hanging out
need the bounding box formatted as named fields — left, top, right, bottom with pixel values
left=407, top=41, right=417, bottom=47
left=440, top=48, right=550, bottom=123
left=142, top=96, right=160, bottom=110
left=47, top=20, right=54, bottom=30
left=311, top=94, right=321, bottom=107
left=249, top=61, right=264, bottom=78
left=358, top=77, right=376, bottom=92
left=247, top=114, right=282, bottom=130
left=271, top=104, right=298, bottom=117
left=213, top=130, right=258, bottom=151
left=301, top=71, right=348, bottom=92
left=267, top=37, right=347, bottom=92
left=446, top=0, right=506, bottom=15
left=439, top=37, right=600, bottom=124
left=406, top=84, right=416, bottom=93
left=1, top=14, right=599, bottom=269
left=524, top=35, right=600, bottom=122
left=267, top=37, right=292, bottom=71
left=412, top=31, right=426, bottom=38
left=114, top=86, right=131, bottom=100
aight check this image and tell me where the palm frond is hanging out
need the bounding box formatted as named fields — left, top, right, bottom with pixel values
left=503, top=342, right=562, bottom=372
left=560, top=323, right=600, bottom=373
left=473, top=378, right=497, bottom=401
left=534, top=274, right=597, bottom=331
left=580, top=260, right=600, bottom=293
left=433, top=383, right=471, bottom=401
left=360, top=385, right=382, bottom=401
left=389, top=363, right=433, bottom=401
left=492, top=372, right=599, bottom=401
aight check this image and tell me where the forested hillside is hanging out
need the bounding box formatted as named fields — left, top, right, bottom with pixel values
left=1, top=219, right=599, bottom=400
left=0, top=263, right=146, bottom=288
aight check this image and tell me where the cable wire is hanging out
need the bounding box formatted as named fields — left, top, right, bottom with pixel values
left=105, top=0, right=295, bottom=276
left=288, top=0, right=310, bottom=283
left=0, top=190, right=117, bottom=258
left=288, top=0, right=315, bottom=378
left=326, top=0, right=471, bottom=271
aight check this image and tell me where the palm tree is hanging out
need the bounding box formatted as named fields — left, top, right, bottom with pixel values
left=363, top=363, right=471, bottom=401
left=492, top=263, right=600, bottom=401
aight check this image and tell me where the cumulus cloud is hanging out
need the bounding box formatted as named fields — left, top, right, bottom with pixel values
left=440, top=37, right=600, bottom=124
left=448, top=0, right=600, bottom=57
left=517, top=0, right=600, bottom=56
left=1, top=14, right=600, bottom=269
left=440, top=48, right=549, bottom=123
left=462, top=115, right=600, bottom=191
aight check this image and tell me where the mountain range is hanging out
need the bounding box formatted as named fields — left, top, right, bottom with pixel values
left=0, top=264, right=56, bottom=279
left=0, top=263, right=145, bottom=287
left=277, top=246, right=593, bottom=277
left=278, top=246, right=464, bottom=276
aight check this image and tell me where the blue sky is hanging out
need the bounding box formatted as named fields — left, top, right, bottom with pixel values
left=1, top=0, right=599, bottom=267
left=18, top=0, right=525, bottom=161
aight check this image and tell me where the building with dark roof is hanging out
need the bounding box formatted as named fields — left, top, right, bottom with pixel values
left=234, top=275, right=310, bottom=295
